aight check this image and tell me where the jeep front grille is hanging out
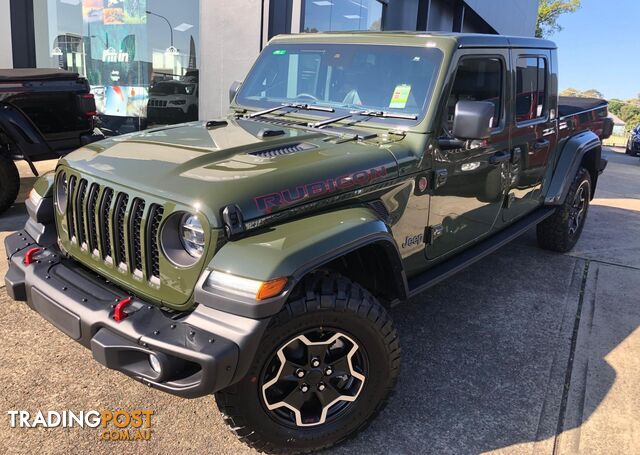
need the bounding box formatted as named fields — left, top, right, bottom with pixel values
left=62, top=179, right=164, bottom=283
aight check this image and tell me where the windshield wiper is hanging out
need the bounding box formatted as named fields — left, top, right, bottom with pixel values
left=246, top=102, right=334, bottom=119
left=307, top=108, right=419, bottom=129
left=349, top=109, right=418, bottom=120
left=308, top=114, right=353, bottom=128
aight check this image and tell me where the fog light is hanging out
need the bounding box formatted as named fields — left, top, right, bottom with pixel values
left=149, top=354, right=162, bottom=374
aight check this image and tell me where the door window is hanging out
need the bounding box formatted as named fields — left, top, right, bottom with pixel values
left=516, top=57, right=548, bottom=123
left=445, top=57, right=503, bottom=131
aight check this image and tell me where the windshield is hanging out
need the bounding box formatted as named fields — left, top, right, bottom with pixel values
left=236, top=43, right=443, bottom=125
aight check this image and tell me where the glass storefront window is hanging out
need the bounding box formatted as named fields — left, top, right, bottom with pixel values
left=303, top=0, right=384, bottom=32
left=33, top=0, right=200, bottom=133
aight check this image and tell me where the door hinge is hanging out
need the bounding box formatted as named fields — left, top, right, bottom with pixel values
left=425, top=224, right=444, bottom=246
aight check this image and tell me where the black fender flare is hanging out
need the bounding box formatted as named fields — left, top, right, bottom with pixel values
left=544, top=130, right=602, bottom=205
left=195, top=207, right=408, bottom=319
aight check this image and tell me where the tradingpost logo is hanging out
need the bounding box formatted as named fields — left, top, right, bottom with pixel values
left=7, top=409, right=154, bottom=441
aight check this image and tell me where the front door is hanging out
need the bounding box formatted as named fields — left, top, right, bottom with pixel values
left=426, top=52, right=509, bottom=260
left=502, top=50, right=557, bottom=223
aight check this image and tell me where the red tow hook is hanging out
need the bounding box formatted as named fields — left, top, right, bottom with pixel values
left=23, top=247, right=42, bottom=266
left=113, top=296, right=133, bottom=322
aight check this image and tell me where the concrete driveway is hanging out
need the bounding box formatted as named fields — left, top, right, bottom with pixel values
left=0, top=149, right=639, bottom=454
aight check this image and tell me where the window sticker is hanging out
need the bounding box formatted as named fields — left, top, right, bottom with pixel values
left=272, top=49, right=287, bottom=55
left=389, top=84, right=412, bottom=109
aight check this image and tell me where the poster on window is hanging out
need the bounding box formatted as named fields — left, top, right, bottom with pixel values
left=82, top=0, right=147, bottom=25
left=103, top=86, right=149, bottom=117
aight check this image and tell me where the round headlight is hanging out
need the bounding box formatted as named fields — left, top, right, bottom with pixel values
left=180, top=214, right=205, bottom=258
left=55, top=171, right=68, bottom=214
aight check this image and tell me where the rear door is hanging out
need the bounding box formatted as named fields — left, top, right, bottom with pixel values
left=426, top=50, right=509, bottom=260
left=502, top=49, right=557, bottom=223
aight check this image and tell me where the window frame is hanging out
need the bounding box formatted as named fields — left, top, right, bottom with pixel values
left=443, top=53, right=508, bottom=136
left=514, top=54, right=550, bottom=127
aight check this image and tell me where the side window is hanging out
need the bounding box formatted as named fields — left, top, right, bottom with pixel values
left=446, top=57, right=503, bottom=131
left=516, top=57, right=548, bottom=123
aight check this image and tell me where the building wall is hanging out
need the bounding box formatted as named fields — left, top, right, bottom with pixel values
left=0, top=0, right=13, bottom=68
left=199, top=0, right=265, bottom=121
left=465, top=0, right=538, bottom=36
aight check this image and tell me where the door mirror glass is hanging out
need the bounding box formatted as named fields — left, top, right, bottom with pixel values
left=452, top=100, right=495, bottom=140
left=229, top=80, right=243, bottom=103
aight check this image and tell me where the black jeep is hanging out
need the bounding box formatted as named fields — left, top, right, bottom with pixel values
left=0, top=68, right=102, bottom=213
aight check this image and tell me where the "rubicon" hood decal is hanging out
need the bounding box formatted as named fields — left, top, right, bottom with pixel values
left=254, top=166, right=388, bottom=213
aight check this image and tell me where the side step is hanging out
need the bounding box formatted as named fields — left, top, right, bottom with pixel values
left=407, top=206, right=556, bottom=297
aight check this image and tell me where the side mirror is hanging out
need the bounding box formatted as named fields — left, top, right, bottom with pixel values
left=229, top=80, right=242, bottom=103
left=452, top=100, right=495, bottom=140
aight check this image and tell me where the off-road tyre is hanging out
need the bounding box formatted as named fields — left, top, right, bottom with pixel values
left=215, top=271, right=401, bottom=454
left=0, top=154, right=19, bottom=214
left=537, top=166, right=591, bottom=253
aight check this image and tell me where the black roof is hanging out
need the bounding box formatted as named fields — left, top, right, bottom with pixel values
left=0, top=68, right=79, bottom=81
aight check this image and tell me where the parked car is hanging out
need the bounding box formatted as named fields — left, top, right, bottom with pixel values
left=0, top=68, right=102, bottom=213
left=5, top=33, right=610, bottom=453
left=626, top=125, right=640, bottom=156
left=147, top=70, right=199, bottom=125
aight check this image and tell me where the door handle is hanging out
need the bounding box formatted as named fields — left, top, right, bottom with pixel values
left=489, top=151, right=510, bottom=165
left=533, top=139, right=550, bottom=150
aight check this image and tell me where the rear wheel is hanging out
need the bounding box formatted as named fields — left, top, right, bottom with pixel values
left=0, top=154, right=20, bottom=214
left=216, top=272, right=400, bottom=454
left=536, top=167, right=591, bottom=253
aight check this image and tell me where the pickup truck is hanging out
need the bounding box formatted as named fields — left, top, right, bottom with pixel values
left=4, top=33, right=611, bottom=453
left=0, top=68, right=100, bottom=214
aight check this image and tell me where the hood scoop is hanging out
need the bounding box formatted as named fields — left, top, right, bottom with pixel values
left=248, top=142, right=316, bottom=158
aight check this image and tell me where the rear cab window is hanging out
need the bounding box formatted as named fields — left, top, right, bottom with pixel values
left=516, top=57, right=548, bottom=123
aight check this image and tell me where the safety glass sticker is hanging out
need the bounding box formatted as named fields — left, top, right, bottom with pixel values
left=389, top=84, right=411, bottom=109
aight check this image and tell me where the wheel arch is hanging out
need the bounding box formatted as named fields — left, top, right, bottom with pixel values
left=202, top=207, right=408, bottom=318
left=545, top=130, right=602, bottom=205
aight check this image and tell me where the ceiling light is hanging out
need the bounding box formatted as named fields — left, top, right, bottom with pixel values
left=313, top=1, right=334, bottom=6
left=174, top=23, right=193, bottom=32
left=344, top=14, right=361, bottom=19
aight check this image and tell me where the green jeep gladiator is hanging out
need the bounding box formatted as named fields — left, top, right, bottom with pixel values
left=4, top=33, right=610, bottom=453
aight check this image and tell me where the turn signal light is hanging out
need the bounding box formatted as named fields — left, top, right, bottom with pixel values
left=256, top=277, right=288, bottom=301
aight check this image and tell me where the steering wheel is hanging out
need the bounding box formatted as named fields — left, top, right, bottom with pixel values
left=295, top=93, right=319, bottom=102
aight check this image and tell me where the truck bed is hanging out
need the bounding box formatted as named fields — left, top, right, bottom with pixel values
left=0, top=68, right=96, bottom=156
left=558, top=96, right=612, bottom=141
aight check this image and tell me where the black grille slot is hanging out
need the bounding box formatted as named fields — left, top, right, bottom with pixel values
left=129, top=198, right=145, bottom=273
left=66, top=175, right=77, bottom=241
left=60, top=175, right=169, bottom=284
left=248, top=142, right=315, bottom=158
left=113, top=193, right=129, bottom=267
left=146, top=204, right=164, bottom=280
left=75, top=179, right=88, bottom=247
left=86, top=183, right=100, bottom=254
left=99, top=188, right=114, bottom=259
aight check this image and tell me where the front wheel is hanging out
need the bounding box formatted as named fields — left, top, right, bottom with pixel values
left=216, top=272, right=400, bottom=454
left=536, top=167, right=591, bottom=253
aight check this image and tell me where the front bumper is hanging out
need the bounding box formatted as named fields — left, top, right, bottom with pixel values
left=4, top=231, right=268, bottom=398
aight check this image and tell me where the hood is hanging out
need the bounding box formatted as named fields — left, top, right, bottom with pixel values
left=61, top=117, right=399, bottom=227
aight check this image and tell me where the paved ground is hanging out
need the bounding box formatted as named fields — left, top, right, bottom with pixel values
left=0, top=149, right=638, bottom=454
